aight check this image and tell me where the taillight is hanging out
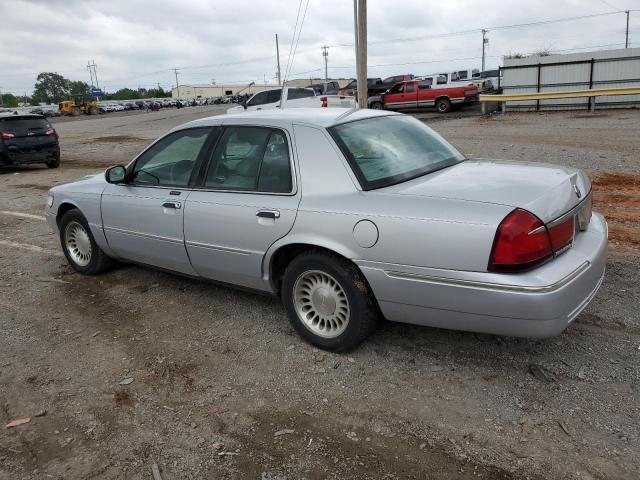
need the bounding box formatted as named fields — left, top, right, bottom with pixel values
left=320, top=96, right=328, bottom=108
left=46, top=129, right=57, bottom=137
left=1, top=132, right=14, bottom=139
left=547, top=216, right=574, bottom=252
left=489, top=209, right=552, bottom=272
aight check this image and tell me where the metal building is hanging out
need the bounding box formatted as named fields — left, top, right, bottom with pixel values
left=501, top=47, right=640, bottom=110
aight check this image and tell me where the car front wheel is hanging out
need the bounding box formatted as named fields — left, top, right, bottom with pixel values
left=59, top=209, right=114, bottom=275
left=282, top=250, right=380, bottom=352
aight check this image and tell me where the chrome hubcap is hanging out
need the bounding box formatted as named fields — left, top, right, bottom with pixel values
left=293, top=270, right=350, bottom=338
left=65, top=221, right=92, bottom=267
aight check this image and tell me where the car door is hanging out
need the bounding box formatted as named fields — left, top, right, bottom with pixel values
left=384, top=82, right=417, bottom=110
left=184, top=125, right=300, bottom=291
left=417, top=80, right=435, bottom=108
left=101, top=127, right=215, bottom=275
left=245, top=89, right=282, bottom=111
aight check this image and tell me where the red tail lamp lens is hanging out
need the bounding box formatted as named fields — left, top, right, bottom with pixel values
left=548, top=216, right=575, bottom=252
left=489, top=209, right=553, bottom=272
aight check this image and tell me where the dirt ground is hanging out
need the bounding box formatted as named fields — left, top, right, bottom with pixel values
left=1, top=106, right=639, bottom=480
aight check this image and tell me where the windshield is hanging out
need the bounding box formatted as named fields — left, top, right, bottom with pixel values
left=329, top=115, right=464, bottom=190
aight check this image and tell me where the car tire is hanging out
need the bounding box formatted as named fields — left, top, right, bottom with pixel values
left=46, top=151, right=60, bottom=169
left=436, top=98, right=452, bottom=113
left=59, top=209, right=114, bottom=275
left=282, top=250, right=380, bottom=352
left=369, top=101, right=384, bottom=110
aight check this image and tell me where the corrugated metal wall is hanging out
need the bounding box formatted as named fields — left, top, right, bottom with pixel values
left=502, top=47, right=640, bottom=110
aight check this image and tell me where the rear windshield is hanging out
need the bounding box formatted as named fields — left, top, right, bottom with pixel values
left=0, top=117, right=50, bottom=134
left=287, top=88, right=315, bottom=100
left=329, top=115, right=464, bottom=190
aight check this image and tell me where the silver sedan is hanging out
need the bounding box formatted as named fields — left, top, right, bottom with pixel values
left=45, top=108, right=607, bottom=351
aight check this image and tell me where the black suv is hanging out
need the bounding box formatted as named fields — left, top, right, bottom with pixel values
left=0, top=113, right=60, bottom=168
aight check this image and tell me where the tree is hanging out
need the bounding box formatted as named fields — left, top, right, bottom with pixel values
left=32, top=72, right=71, bottom=104
left=0, top=93, right=18, bottom=108
left=69, top=80, right=90, bottom=97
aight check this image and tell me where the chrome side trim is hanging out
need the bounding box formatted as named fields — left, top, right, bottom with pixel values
left=547, top=191, right=592, bottom=228
left=384, top=261, right=590, bottom=293
left=185, top=240, right=257, bottom=256
left=103, top=226, right=183, bottom=245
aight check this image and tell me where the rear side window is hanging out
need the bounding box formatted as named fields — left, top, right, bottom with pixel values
left=205, top=127, right=292, bottom=193
left=406, top=83, right=415, bottom=93
left=418, top=80, right=431, bottom=89
left=287, top=88, right=315, bottom=100
left=0, top=117, right=50, bottom=134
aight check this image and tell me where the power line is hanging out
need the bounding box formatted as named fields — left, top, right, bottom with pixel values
left=284, top=0, right=311, bottom=82
left=283, top=0, right=304, bottom=85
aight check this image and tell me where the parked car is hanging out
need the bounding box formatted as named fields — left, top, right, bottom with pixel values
left=227, top=87, right=356, bottom=113
left=45, top=108, right=606, bottom=351
left=307, top=81, right=340, bottom=95
left=339, top=78, right=382, bottom=97
left=1, top=112, right=60, bottom=168
left=371, top=79, right=478, bottom=113
left=30, top=108, right=61, bottom=118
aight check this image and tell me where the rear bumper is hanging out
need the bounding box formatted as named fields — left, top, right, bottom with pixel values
left=357, top=213, right=608, bottom=338
left=1, top=145, right=59, bottom=165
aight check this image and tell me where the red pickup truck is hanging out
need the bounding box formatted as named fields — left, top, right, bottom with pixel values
left=372, top=79, right=478, bottom=113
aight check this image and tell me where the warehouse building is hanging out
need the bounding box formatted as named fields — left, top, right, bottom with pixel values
left=501, top=47, right=640, bottom=110
left=171, top=78, right=352, bottom=98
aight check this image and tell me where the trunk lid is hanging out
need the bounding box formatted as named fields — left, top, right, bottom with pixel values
left=379, top=159, right=591, bottom=223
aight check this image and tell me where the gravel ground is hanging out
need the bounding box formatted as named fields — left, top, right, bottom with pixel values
left=0, top=106, right=639, bottom=480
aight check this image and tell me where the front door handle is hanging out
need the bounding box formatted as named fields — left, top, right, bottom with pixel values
left=256, top=210, right=280, bottom=219
left=162, top=201, right=181, bottom=209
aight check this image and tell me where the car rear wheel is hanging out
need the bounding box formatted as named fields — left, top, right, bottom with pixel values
left=70, top=107, right=81, bottom=116
left=46, top=151, right=60, bottom=168
left=369, top=101, right=384, bottom=110
left=282, top=250, right=380, bottom=352
left=436, top=98, right=452, bottom=113
left=59, top=209, right=114, bottom=275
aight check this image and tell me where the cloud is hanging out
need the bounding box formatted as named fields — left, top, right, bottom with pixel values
left=0, top=0, right=634, bottom=94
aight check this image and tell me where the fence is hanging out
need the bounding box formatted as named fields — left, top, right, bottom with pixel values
left=500, top=47, right=640, bottom=111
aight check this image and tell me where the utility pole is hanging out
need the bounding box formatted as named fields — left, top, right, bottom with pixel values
left=87, top=61, right=95, bottom=87
left=275, top=34, right=282, bottom=86
left=355, top=0, right=367, bottom=109
left=173, top=68, right=180, bottom=98
left=322, top=45, right=330, bottom=90
left=88, top=60, right=100, bottom=90
left=481, top=29, right=488, bottom=72
left=625, top=10, right=630, bottom=48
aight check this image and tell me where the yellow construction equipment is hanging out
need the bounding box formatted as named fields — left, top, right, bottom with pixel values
left=58, top=95, right=99, bottom=116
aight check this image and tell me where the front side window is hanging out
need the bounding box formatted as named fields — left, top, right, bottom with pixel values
left=132, top=128, right=211, bottom=187
left=458, top=70, right=468, bottom=80
left=330, top=116, right=464, bottom=190
left=388, top=83, right=404, bottom=94
left=247, top=92, right=269, bottom=107
left=437, top=74, right=448, bottom=84
left=204, top=127, right=292, bottom=193
left=267, top=89, right=282, bottom=103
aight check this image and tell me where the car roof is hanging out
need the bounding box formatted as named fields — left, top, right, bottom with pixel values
left=181, top=108, right=400, bottom=130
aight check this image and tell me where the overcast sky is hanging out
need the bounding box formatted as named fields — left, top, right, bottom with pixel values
left=1, top=0, right=638, bottom=95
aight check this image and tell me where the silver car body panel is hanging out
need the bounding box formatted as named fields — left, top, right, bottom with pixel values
left=46, top=108, right=608, bottom=338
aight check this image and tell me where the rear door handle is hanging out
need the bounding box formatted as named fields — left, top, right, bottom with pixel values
left=256, top=210, right=280, bottom=219
left=162, top=201, right=181, bottom=209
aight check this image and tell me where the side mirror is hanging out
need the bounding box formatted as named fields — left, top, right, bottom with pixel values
left=105, top=165, right=127, bottom=184
left=242, top=101, right=247, bottom=109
